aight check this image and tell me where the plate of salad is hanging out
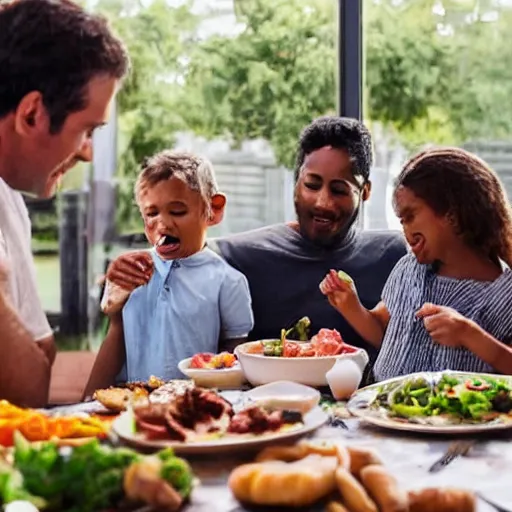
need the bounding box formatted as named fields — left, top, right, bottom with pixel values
left=347, top=371, right=512, bottom=434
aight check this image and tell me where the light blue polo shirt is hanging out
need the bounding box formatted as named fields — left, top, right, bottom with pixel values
left=121, top=247, right=254, bottom=381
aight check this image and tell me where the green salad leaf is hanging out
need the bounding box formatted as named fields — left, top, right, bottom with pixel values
left=373, top=372, right=512, bottom=422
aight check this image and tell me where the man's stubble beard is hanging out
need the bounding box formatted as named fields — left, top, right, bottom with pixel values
left=294, top=199, right=362, bottom=249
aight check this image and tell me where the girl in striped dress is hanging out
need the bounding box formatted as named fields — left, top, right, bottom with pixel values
left=320, top=147, right=512, bottom=381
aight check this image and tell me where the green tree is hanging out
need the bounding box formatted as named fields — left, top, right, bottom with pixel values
left=182, top=0, right=512, bottom=161
left=183, top=0, right=337, bottom=170
left=93, top=0, right=200, bottom=230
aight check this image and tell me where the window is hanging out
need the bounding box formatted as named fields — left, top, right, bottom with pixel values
left=364, top=0, right=512, bottom=231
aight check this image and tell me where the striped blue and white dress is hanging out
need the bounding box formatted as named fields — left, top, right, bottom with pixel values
left=373, top=254, right=512, bottom=382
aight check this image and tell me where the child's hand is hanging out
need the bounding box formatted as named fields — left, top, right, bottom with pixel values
left=105, top=251, right=153, bottom=291
left=319, top=269, right=360, bottom=313
left=416, top=303, right=472, bottom=348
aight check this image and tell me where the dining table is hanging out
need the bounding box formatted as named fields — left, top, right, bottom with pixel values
left=48, top=400, right=512, bottom=512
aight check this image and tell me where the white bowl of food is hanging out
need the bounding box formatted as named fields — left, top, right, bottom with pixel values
left=178, top=352, right=245, bottom=390
left=235, top=329, right=369, bottom=388
left=245, top=381, right=321, bottom=414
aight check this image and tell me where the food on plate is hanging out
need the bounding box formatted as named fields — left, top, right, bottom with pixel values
left=148, top=380, right=195, bottom=404
left=327, top=501, right=350, bottom=512
left=133, top=387, right=304, bottom=443
left=229, top=439, right=475, bottom=510
left=93, top=386, right=149, bottom=413
left=0, top=400, right=108, bottom=447
left=338, top=270, right=354, bottom=285
left=189, top=352, right=237, bottom=369
left=255, top=441, right=376, bottom=476
left=335, top=466, right=378, bottom=512
left=125, top=375, right=166, bottom=390
left=228, top=454, right=338, bottom=507
left=360, top=465, right=408, bottom=512
left=407, top=488, right=476, bottom=512
left=346, top=446, right=383, bottom=479
left=227, top=407, right=302, bottom=434
left=367, top=372, right=512, bottom=425
left=94, top=378, right=193, bottom=412
left=0, top=433, right=193, bottom=511
left=135, top=387, right=233, bottom=441
left=255, top=443, right=311, bottom=462
left=255, top=439, right=349, bottom=468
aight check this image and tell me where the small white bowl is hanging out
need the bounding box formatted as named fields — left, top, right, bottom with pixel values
left=235, top=341, right=369, bottom=387
left=246, top=381, right=320, bottom=414
left=178, top=357, right=245, bottom=390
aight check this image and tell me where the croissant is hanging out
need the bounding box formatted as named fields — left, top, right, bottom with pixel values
left=255, top=440, right=350, bottom=468
left=346, top=446, right=383, bottom=479
left=360, top=465, right=409, bottom=512
left=335, top=467, right=378, bottom=512
left=228, top=454, right=338, bottom=507
left=408, top=488, right=476, bottom=512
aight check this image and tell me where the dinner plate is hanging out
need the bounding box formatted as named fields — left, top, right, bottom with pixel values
left=347, top=371, right=512, bottom=435
left=112, top=405, right=328, bottom=454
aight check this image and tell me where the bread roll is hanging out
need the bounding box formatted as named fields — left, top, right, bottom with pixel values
left=255, top=440, right=347, bottom=465
left=301, top=439, right=341, bottom=457
left=327, top=501, right=350, bottom=512
left=335, top=443, right=351, bottom=470
left=346, top=446, right=383, bottom=478
left=335, top=467, right=378, bottom=512
left=229, top=455, right=337, bottom=507
left=360, top=465, right=409, bottom=512
left=408, top=488, right=476, bottom=512
left=227, top=463, right=264, bottom=503
left=255, top=444, right=309, bottom=462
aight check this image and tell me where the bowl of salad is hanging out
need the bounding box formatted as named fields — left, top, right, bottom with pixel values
left=235, top=317, right=369, bottom=387
left=178, top=352, right=245, bottom=390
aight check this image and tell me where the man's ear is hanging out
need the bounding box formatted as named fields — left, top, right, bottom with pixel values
left=362, top=180, right=372, bottom=202
left=208, top=193, right=227, bottom=226
left=14, top=91, right=50, bottom=137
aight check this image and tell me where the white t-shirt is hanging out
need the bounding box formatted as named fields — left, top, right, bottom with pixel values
left=0, top=178, right=52, bottom=341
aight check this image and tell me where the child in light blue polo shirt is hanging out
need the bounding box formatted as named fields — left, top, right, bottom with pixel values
left=88, top=150, right=254, bottom=384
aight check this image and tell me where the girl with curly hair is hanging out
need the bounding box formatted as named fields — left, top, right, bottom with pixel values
left=321, top=147, right=512, bottom=379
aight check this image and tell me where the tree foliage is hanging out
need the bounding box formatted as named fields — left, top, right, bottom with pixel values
left=182, top=0, right=337, bottom=169
left=93, top=0, right=200, bottom=228
left=91, top=0, right=512, bottom=227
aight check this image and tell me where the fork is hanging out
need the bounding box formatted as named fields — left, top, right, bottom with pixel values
left=428, top=440, right=475, bottom=473
left=477, top=493, right=510, bottom=512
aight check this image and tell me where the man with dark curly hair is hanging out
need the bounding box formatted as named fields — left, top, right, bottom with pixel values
left=0, top=0, right=129, bottom=406
left=108, top=117, right=407, bottom=364
left=211, top=117, right=407, bottom=357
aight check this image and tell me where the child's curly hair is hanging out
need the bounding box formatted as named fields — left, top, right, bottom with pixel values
left=394, top=147, right=512, bottom=268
